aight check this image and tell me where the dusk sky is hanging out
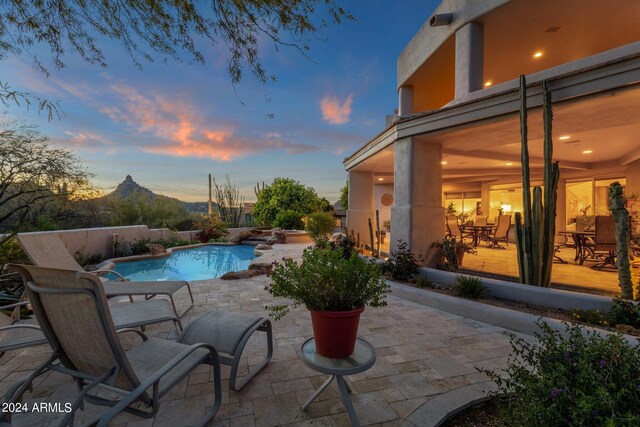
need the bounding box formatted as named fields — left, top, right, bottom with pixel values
left=1, top=1, right=439, bottom=202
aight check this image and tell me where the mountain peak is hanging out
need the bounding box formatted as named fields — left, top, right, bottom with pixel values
left=112, top=175, right=153, bottom=199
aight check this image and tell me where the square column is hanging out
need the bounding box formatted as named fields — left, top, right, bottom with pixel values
left=455, top=22, right=484, bottom=99
left=391, top=138, right=445, bottom=263
left=347, top=171, right=374, bottom=244
left=398, top=86, right=414, bottom=116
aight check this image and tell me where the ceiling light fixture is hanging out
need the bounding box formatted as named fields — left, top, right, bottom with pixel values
left=441, top=161, right=447, bottom=165
left=582, top=150, right=593, bottom=154
left=533, top=51, right=543, bottom=58
left=378, top=177, right=384, bottom=181
left=559, top=135, right=570, bottom=140
left=505, top=162, right=513, bottom=166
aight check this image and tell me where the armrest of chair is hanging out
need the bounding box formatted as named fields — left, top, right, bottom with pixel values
left=92, top=269, right=128, bottom=282
left=116, top=328, right=148, bottom=342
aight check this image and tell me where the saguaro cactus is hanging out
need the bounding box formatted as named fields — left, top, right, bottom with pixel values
left=514, top=75, right=560, bottom=287
left=609, top=182, right=633, bottom=299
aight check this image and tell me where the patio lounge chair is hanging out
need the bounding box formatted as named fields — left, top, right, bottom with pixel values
left=3, top=264, right=221, bottom=426
left=488, top=215, right=511, bottom=248
left=0, top=289, right=47, bottom=358
left=17, top=233, right=194, bottom=317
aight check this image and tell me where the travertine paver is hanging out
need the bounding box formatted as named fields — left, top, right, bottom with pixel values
left=1, top=243, right=526, bottom=426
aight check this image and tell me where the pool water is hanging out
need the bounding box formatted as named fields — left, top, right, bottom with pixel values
left=113, top=245, right=256, bottom=281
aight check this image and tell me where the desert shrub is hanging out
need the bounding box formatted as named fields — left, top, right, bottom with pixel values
left=74, top=252, right=105, bottom=267
left=480, top=321, right=640, bottom=426
left=381, top=240, right=422, bottom=281
left=416, top=276, right=433, bottom=289
left=131, top=238, right=151, bottom=255
left=607, top=298, right=640, bottom=328
left=453, top=275, right=486, bottom=299
left=305, top=211, right=336, bottom=244
left=330, top=234, right=357, bottom=259
left=195, top=216, right=228, bottom=243
left=273, top=210, right=304, bottom=230
left=0, top=238, right=30, bottom=266
left=571, top=308, right=609, bottom=327
left=114, top=240, right=133, bottom=257
left=171, top=218, right=196, bottom=231
left=253, top=178, right=325, bottom=226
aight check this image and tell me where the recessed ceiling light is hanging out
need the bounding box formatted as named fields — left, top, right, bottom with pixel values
left=378, top=177, right=384, bottom=181
left=533, top=51, right=543, bottom=58
left=505, top=162, right=513, bottom=166
left=582, top=150, right=593, bottom=154
left=559, top=135, right=570, bottom=140
left=484, top=81, right=492, bottom=87
left=441, top=161, right=447, bottom=165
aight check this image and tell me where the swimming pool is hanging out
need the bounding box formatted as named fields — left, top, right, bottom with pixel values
left=113, top=245, right=256, bottom=281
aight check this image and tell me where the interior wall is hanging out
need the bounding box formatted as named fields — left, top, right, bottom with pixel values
left=374, top=184, right=394, bottom=230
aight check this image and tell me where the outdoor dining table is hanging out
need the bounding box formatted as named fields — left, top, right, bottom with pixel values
left=460, top=224, right=496, bottom=247
left=558, top=230, right=595, bottom=265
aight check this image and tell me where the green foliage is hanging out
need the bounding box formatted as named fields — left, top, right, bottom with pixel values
left=171, top=218, right=196, bottom=231
left=416, top=276, right=433, bottom=289
left=273, top=210, right=305, bottom=230
left=570, top=308, right=609, bottom=327
left=253, top=178, right=324, bottom=227
left=194, top=216, right=228, bottom=243
left=431, top=236, right=475, bottom=272
left=106, top=193, right=196, bottom=230
left=0, top=237, right=30, bottom=266
left=266, top=247, right=390, bottom=320
left=453, top=275, right=486, bottom=299
left=0, top=119, right=94, bottom=232
left=328, top=234, right=357, bottom=259
left=446, top=202, right=457, bottom=215
left=382, top=240, right=422, bottom=281
left=0, top=1, right=352, bottom=87
left=213, top=175, right=244, bottom=227
left=480, top=321, right=640, bottom=426
left=306, top=211, right=336, bottom=243
left=74, top=252, right=106, bottom=267
left=339, top=179, right=349, bottom=210
left=607, top=298, right=640, bottom=328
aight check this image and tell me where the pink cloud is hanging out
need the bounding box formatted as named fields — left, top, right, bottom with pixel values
left=61, top=130, right=119, bottom=154
left=101, top=83, right=317, bottom=161
left=320, top=94, right=354, bottom=124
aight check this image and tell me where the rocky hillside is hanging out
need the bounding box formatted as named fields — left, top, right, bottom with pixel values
left=105, top=175, right=212, bottom=213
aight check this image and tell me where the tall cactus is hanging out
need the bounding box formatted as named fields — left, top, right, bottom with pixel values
left=609, top=182, right=633, bottom=299
left=514, top=75, right=560, bottom=287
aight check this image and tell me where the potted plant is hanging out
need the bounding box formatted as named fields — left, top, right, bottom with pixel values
left=267, top=247, right=390, bottom=358
left=431, top=236, right=476, bottom=270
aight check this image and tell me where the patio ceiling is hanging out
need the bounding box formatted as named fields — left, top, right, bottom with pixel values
left=352, top=83, right=640, bottom=185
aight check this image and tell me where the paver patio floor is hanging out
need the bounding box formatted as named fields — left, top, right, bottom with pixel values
left=1, top=244, right=525, bottom=426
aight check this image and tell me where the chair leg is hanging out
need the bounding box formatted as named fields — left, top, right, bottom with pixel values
left=229, top=320, right=273, bottom=392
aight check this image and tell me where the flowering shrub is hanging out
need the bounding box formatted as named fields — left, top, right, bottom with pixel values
left=480, top=321, right=640, bottom=426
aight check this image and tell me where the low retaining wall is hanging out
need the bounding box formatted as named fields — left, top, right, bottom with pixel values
left=18, top=226, right=195, bottom=260
left=418, top=267, right=614, bottom=312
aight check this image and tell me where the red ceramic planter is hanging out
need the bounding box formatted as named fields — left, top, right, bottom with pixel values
left=309, top=306, right=365, bottom=358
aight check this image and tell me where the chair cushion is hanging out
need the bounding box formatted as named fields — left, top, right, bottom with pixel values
left=127, top=338, right=211, bottom=396
left=178, top=311, right=264, bottom=356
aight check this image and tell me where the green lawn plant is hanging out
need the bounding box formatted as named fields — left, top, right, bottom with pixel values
left=266, top=247, right=389, bottom=320
left=480, top=320, right=640, bottom=426
left=514, top=75, right=560, bottom=288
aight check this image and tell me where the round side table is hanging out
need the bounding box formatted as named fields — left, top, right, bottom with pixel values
left=300, top=337, right=376, bottom=427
